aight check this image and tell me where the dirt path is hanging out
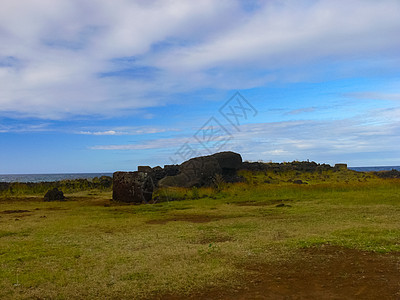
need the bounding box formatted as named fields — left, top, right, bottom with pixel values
left=162, top=245, right=400, bottom=299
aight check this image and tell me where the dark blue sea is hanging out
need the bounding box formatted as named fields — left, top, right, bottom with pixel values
left=349, top=166, right=400, bottom=172
left=0, top=173, right=113, bottom=183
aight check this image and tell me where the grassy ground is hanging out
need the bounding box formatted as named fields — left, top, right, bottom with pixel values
left=0, top=172, right=399, bottom=299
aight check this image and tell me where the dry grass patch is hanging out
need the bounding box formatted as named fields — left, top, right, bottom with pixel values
left=0, top=179, right=399, bottom=298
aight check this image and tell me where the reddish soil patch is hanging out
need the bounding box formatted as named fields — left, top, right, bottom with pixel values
left=67, top=197, right=112, bottom=207
left=44, top=207, right=67, bottom=211
left=1, top=209, right=30, bottom=214
left=0, top=197, right=41, bottom=203
left=233, top=199, right=293, bottom=206
left=146, top=214, right=226, bottom=225
left=161, top=245, right=400, bottom=299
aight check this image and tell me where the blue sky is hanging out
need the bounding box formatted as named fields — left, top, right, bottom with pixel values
left=1, top=0, right=400, bottom=174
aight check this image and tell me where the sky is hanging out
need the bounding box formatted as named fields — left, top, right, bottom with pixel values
left=1, top=0, right=400, bottom=174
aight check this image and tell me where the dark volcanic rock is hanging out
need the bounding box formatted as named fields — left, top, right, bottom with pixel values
left=212, top=151, right=243, bottom=182
left=149, top=166, right=167, bottom=186
left=334, top=163, right=348, bottom=171
left=113, top=151, right=243, bottom=199
left=44, top=188, right=65, bottom=201
left=163, top=165, right=180, bottom=176
left=211, top=151, right=242, bottom=170
left=112, top=171, right=154, bottom=203
left=241, top=161, right=333, bottom=173
left=159, top=155, right=221, bottom=188
left=159, top=151, right=242, bottom=188
left=138, top=166, right=152, bottom=173
left=373, top=169, right=400, bottom=179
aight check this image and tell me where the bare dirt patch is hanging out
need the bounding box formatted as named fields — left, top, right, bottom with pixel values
left=233, top=199, right=294, bottom=207
left=146, top=214, right=227, bottom=225
left=44, top=207, right=67, bottom=211
left=1, top=209, right=30, bottom=214
left=161, top=245, right=400, bottom=299
left=67, top=197, right=112, bottom=207
left=0, top=197, right=41, bottom=203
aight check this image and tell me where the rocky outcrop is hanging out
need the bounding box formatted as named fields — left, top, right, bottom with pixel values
left=112, top=151, right=243, bottom=201
left=44, top=188, right=65, bottom=201
left=241, top=161, right=333, bottom=172
left=112, top=164, right=180, bottom=203
left=212, top=151, right=243, bottom=182
left=158, top=155, right=222, bottom=188
left=138, top=166, right=152, bottom=173
left=373, top=169, right=400, bottom=178
left=334, top=163, right=348, bottom=171
left=112, top=171, right=154, bottom=203
left=212, top=151, right=242, bottom=170
left=158, top=151, right=243, bottom=188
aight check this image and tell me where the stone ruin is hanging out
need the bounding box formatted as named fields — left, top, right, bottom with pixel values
left=112, top=151, right=243, bottom=204
left=112, top=171, right=154, bottom=204
left=112, top=151, right=351, bottom=204
left=334, top=163, right=348, bottom=171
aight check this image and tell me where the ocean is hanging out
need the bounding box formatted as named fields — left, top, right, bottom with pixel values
left=0, top=166, right=399, bottom=183
left=348, top=166, right=400, bottom=172
left=0, top=173, right=113, bottom=183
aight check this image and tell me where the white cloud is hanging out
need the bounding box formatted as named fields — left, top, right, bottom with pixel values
left=79, top=130, right=124, bottom=136
left=151, top=1, right=400, bottom=71
left=78, top=126, right=174, bottom=136
left=0, top=122, right=51, bottom=133
left=346, top=92, right=400, bottom=101
left=287, top=107, right=316, bottom=115
left=90, top=107, right=400, bottom=166
left=1, top=0, right=400, bottom=118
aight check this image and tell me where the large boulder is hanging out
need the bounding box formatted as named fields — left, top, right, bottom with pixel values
left=159, top=156, right=221, bottom=188
left=211, top=151, right=243, bottom=182
left=211, top=151, right=242, bottom=170
left=138, top=166, right=152, bottom=173
left=163, top=165, right=180, bottom=176
left=112, top=171, right=154, bottom=203
left=158, top=151, right=242, bottom=188
left=44, top=188, right=65, bottom=201
left=147, top=165, right=180, bottom=187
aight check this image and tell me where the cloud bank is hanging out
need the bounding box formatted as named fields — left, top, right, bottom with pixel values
left=1, top=0, right=400, bottom=119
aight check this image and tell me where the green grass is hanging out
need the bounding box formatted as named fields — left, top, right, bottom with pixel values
left=0, top=177, right=112, bottom=197
left=0, top=173, right=399, bottom=299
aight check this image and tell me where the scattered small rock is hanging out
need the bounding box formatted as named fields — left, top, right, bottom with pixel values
left=275, top=203, right=292, bottom=207
left=44, top=188, right=65, bottom=202
left=293, top=180, right=308, bottom=184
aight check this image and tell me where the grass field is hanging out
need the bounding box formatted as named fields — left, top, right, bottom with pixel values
left=0, top=171, right=399, bottom=299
